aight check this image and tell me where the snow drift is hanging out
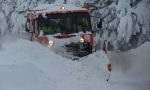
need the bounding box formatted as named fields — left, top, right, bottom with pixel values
left=0, top=39, right=109, bottom=90
left=108, top=42, right=150, bottom=90
left=0, top=38, right=150, bottom=90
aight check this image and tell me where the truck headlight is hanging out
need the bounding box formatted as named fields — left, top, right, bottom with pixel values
left=48, top=40, right=54, bottom=48
left=80, top=38, right=84, bottom=43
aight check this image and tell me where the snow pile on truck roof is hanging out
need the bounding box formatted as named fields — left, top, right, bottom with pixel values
left=29, top=4, right=88, bottom=14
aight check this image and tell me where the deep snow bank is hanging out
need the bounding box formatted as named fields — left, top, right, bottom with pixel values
left=108, top=42, right=150, bottom=82
left=106, top=42, right=150, bottom=90
left=0, top=39, right=109, bottom=90
left=0, top=39, right=150, bottom=90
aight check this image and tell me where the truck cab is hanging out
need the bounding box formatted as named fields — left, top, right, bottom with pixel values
left=26, top=4, right=94, bottom=57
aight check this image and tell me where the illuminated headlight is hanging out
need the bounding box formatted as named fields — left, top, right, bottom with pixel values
left=60, top=6, right=65, bottom=10
left=48, top=40, right=54, bottom=48
left=80, top=38, right=84, bottom=43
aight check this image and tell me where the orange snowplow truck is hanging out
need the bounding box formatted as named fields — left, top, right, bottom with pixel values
left=26, top=4, right=94, bottom=57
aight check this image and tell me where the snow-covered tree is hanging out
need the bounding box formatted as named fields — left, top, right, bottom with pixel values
left=85, top=0, right=150, bottom=51
left=0, top=0, right=49, bottom=35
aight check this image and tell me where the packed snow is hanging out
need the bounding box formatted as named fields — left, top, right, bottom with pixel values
left=0, top=38, right=109, bottom=90
left=108, top=42, right=150, bottom=90
left=0, top=38, right=150, bottom=90
left=30, top=4, right=88, bottom=15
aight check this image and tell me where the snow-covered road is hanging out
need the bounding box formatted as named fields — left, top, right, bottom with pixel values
left=0, top=39, right=150, bottom=90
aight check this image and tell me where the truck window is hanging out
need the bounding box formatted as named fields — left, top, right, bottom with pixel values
left=38, top=12, right=91, bottom=35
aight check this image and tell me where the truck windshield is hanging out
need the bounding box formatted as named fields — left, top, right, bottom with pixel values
left=38, top=12, right=91, bottom=35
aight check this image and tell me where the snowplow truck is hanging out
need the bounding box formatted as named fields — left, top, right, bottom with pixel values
left=26, top=4, right=94, bottom=57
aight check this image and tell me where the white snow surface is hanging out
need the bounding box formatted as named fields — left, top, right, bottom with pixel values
left=0, top=38, right=150, bottom=90
left=55, top=0, right=86, bottom=6
left=46, top=32, right=91, bottom=49
left=0, top=39, right=109, bottom=90
left=30, top=3, right=88, bottom=15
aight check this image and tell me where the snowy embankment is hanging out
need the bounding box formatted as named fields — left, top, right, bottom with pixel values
left=0, top=38, right=150, bottom=90
left=0, top=39, right=109, bottom=90
left=108, top=42, right=150, bottom=90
